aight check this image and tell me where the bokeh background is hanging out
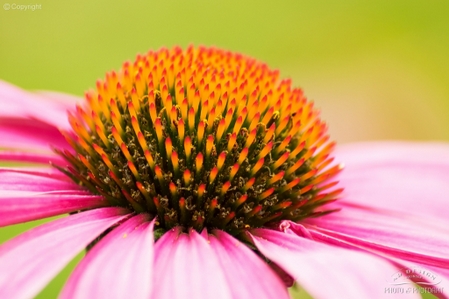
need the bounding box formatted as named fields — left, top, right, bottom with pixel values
left=1, top=0, right=448, bottom=298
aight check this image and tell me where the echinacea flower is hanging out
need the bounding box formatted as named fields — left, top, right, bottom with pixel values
left=0, top=46, right=448, bottom=299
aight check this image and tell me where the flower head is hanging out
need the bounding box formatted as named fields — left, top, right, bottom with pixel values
left=0, top=46, right=448, bottom=299
left=56, top=46, right=341, bottom=239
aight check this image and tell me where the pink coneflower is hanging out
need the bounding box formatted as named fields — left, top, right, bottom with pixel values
left=0, top=46, right=448, bottom=299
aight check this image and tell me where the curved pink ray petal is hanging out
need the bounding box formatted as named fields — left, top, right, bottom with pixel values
left=0, top=168, right=80, bottom=192
left=0, top=207, right=130, bottom=299
left=335, top=141, right=449, bottom=222
left=151, top=228, right=289, bottom=299
left=60, top=214, right=155, bottom=299
left=0, top=150, right=66, bottom=166
left=0, top=80, right=78, bottom=130
left=0, top=118, right=70, bottom=152
left=151, top=228, right=234, bottom=299
left=250, top=228, right=420, bottom=299
left=0, top=192, right=108, bottom=227
left=209, top=230, right=289, bottom=299
left=302, top=224, right=449, bottom=299
left=305, top=204, right=449, bottom=269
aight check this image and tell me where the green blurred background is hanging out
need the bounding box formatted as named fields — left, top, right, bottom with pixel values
left=1, top=0, right=448, bottom=298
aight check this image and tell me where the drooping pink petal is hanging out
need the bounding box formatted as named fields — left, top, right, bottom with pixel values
left=0, top=118, right=70, bottom=152
left=0, top=207, right=130, bottom=299
left=303, top=224, right=449, bottom=299
left=151, top=228, right=233, bottom=299
left=0, top=80, right=78, bottom=130
left=210, top=230, right=289, bottom=299
left=151, top=228, right=289, bottom=299
left=0, top=168, right=80, bottom=192
left=305, top=204, right=449, bottom=269
left=0, top=150, right=66, bottom=166
left=335, top=141, right=449, bottom=222
left=0, top=191, right=108, bottom=227
left=60, top=214, right=155, bottom=299
left=250, top=228, right=420, bottom=299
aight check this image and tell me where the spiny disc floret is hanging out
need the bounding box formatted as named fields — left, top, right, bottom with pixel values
left=57, top=46, right=342, bottom=235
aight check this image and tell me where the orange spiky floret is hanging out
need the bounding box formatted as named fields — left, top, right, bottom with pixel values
left=56, top=46, right=342, bottom=235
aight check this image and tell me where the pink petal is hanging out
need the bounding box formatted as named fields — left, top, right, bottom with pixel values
left=305, top=204, right=449, bottom=268
left=0, top=168, right=80, bottom=192
left=151, top=228, right=233, bottom=299
left=0, top=150, right=66, bottom=166
left=303, top=225, right=449, bottom=298
left=0, top=118, right=70, bottom=151
left=0, top=191, right=108, bottom=227
left=60, top=214, right=155, bottom=299
left=0, top=80, right=78, bottom=130
left=335, top=141, right=449, bottom=222
left=210, top=230, right=289, bottom=299
left=250, top=228, right=420, bottom=299
left=151, top=228, right=288, bottom=299
left=0, top=207, right=130, bottom=299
